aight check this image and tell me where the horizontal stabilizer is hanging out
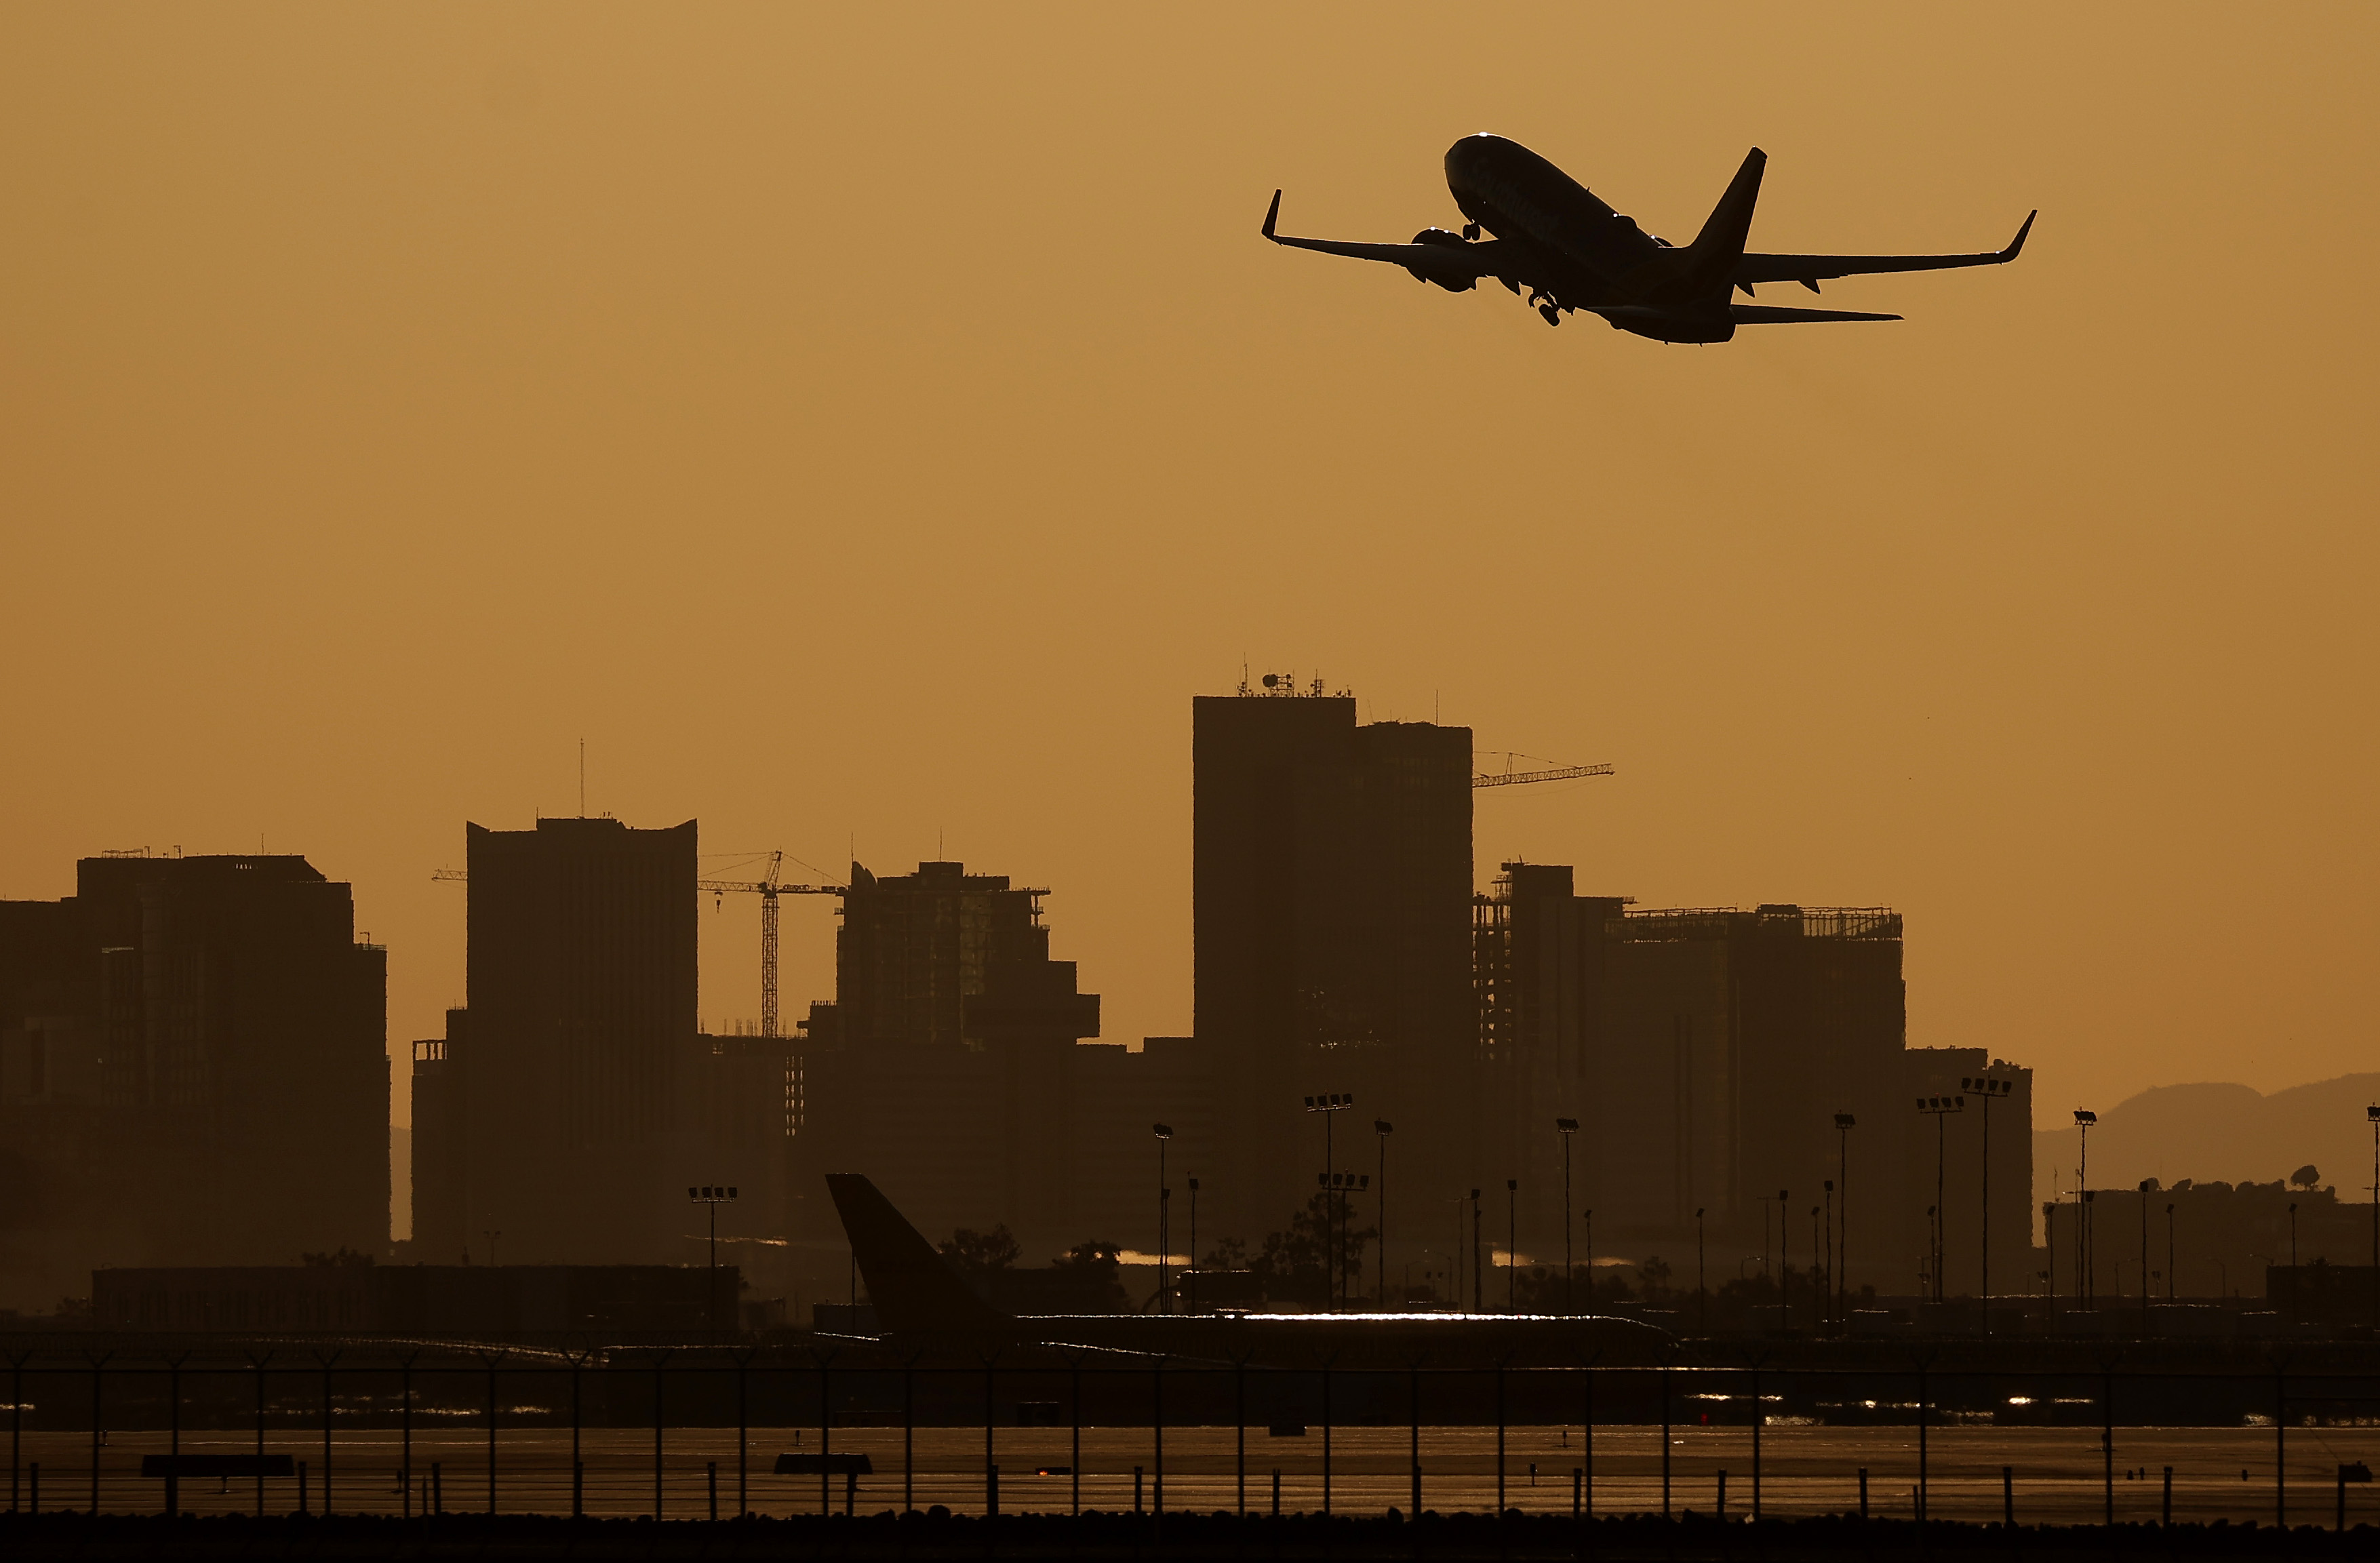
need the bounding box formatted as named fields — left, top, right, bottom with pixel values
left=1730, top=304, right=1901, bottom=324
left=825, top=1174, right=1014, bottom=1334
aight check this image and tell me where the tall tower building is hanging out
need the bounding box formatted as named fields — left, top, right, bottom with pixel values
left=438, top=816, right=699, bottom=1263
left=0, top=853, right=386, bottom=1306
left=1192, top=681, right=1474, bottom=1246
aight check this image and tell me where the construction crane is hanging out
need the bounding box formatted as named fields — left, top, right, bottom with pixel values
left=698, top=852, right=841, bottom=1039
left=1472, top=756, right=1617, bottom=789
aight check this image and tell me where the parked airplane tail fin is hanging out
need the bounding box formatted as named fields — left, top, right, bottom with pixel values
left=825, top=1174, right=1015, bottom=1334
left=1689, top=148, right=1767, bottom=292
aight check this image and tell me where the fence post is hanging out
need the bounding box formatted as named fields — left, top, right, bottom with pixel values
left=2103, top=1363, right=2116, bottom=1527
left=2004, top=1464, right=2015, bottom=1526
left=1749, top=1363, right=1762, bottom=1521
left=708, top=1459, right=717, bottom=1521
left=1234, top=1360, right=1245, bottom=1518
left=1857, top=1465, right=1868, bottom=1519
left=1660, top=1362, right=1672, bottom=1518
left=318, top=1353, right=335, bottom=1515
left=1152, top=1362, right=1164, bottom=1520
left=485, top=1353, right=499, bottom=1515
left=569, top=1358, right=582, bottom=1518
left=1717, top=1469, right=1728, bottom=1522
left=87, top=1353, right=105, bottom=1516
left=1409, top=1366, right=1421, bottom=1517
left=1323, top=1365, right=1334, bottom=1516
left=252, top=1353, right=269, bottom=1516
left=1271, top=1466, right=1280, bottom=1518
left=654, top=1356, right=667, bottom=1520
left=2275, top=1362, right=2287, bottom=1528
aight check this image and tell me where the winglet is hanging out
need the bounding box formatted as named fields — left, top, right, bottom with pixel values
left=2000, top=210, right=2037, bottom=262
left=1262, top=189, right=1282, bottom=241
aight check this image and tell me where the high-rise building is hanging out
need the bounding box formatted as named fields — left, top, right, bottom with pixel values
left=1474, top=868, right=2031, bottom=1298
left=0, top=853, right=386, bottom=1308
left=416, top=817, right=699, bottom=1263
left=1191, top=681, right=1475, bottom=1248
left=792, top=861, right=1103, bottom=1254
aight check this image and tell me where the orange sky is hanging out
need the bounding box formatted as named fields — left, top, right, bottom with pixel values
left=5, top=5, right=2375, bottom=1133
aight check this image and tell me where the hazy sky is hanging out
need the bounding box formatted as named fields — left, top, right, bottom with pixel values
left=5, top=5, right=2374, bottom=1132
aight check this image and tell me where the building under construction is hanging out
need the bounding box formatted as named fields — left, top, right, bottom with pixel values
left=1475, top=866, right=2034, bottom=1297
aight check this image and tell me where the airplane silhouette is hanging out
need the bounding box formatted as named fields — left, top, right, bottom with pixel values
left=1263, top=134, right=2034, bottom=344
left=825, top=1172, right=1665, bottom=1369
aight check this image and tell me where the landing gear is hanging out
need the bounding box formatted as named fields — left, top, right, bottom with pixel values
left=1461, top=222, right=1481, bottom=241
left=1528, top=288, right=1562, bottom=326
left=1539, top=303, right=1560, bottom=325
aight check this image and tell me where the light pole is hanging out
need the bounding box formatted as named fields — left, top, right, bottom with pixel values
left=1963, top=1073, right=2014, bottom=1330
left=2288, top=1202, right=2299, bottom=1270
left=1303, top=1093, right=1354, bottom=1309
left=1154, top=1123, right=1173, bottom=1313
left=1456, top=1189, right=1475, bottom=1313
left=1374, top=1121, right=1393, bottom=1307
left=1918, top=1094, right=1965, bottom=1304
left=1505, top=1179, right=1520, bottom=1313
left=2166, top=1201, right=2176, bottom=1300
left=1809, top=1206, right=1822, bottom=1333
left=1833, top=1113, right=1857, bottom=1316
left=1555, top=1118, right=1579, bottom=1313
left=688, top=1186, right=738, bottom=1339
left=1187, top=1176, right=1200, bottom=1312
left=1583, top=1208, right=1594, bottom=1308
left=2367, top=1105, right=2379, bottom=1330
left=1821, top=1181, right=1835, bottom=1330
left=1695, top=1208, right=1707, bottom=1334
left=1776, top=1189, right=1791, bottom=1324
left=2137, top=1179, right=2156, bottom=1336
left=1450, top=1196, right=1468, bottom=1313
left=1321, top=1170, right=1369, bottom=1302
left=2074, top=1109, right=2097, bottom=1308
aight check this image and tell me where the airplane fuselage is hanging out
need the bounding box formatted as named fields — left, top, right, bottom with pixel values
left=1442, top=134, right=1730, bottom=338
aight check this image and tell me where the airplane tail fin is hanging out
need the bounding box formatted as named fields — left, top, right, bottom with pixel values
left=824, top=1174, right=1014, bottom=1334
left=1688, top=148, right=1766, bottom=291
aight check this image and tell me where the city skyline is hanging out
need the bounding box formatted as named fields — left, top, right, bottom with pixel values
left=5, top=11, right=2375, bottom=1155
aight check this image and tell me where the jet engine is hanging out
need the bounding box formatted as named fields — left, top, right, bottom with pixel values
left=1404, top=229, right=1478, bottom=292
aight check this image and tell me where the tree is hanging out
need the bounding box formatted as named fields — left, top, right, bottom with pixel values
left=939, top=1225, right=1020, bottom=1273
left=1250, top=1192, right=1378, bottom=1303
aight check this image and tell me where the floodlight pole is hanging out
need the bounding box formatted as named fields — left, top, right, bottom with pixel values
left=1964, top=1074, right=2010, bottom=1332
left=1374, top=1122, right=1393, bottom=1307
left=2368, top=1105, right=2379, bottom=1331
left=1302, top=1094, right=1353, bottom=1309
left=1555, top=1119, right=1579, bottom=1313
left=1187, top=1177, right=1199, bottom=1312
left=1917, top=1095, right=1965, bottom=1305
left=688, top=1186, right=738, bottom=1340
left=1834, top=1113, right=1856, bottom=1318
left=1153, top=1124, right=1173, bottom=1314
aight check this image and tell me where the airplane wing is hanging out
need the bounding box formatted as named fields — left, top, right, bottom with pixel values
left=1261, top=190, right=1514, bottom=282
left=1730, top=304, right=1901, bottom=323
left=1734, top=210, right=2035, bottom=288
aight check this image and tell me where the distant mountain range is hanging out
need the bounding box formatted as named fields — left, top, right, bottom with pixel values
left=2032, top=1073, right=2380, bottom=1208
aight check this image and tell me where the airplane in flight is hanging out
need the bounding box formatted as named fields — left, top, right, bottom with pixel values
left=825, top=1173, right=1666, bottom=1370
left=1261, top=134, right=2034, bottom=344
